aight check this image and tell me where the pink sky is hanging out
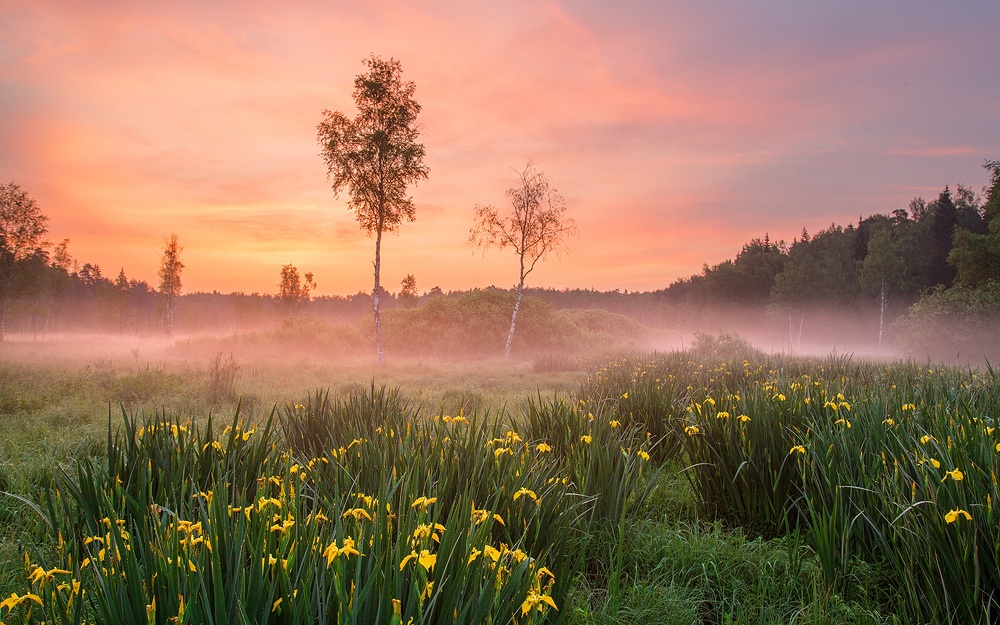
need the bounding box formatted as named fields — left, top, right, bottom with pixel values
left=2, top=0, right=998, bottom=296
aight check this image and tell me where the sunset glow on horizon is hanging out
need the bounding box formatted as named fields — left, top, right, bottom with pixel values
left=2, top=1, right=998, bottom=297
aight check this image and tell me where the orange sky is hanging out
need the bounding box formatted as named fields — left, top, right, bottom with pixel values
left=2, top=0, right=998, bottom=296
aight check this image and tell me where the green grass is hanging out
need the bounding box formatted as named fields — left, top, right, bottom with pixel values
left=7, top=337, right=989, bottom=623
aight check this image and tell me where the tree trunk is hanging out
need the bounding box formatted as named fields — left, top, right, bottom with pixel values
left=878, top=282, right=886, bottom=350
left=504, top=277, right=524, bottom=360
left=374, top=226, right=385, bottom=366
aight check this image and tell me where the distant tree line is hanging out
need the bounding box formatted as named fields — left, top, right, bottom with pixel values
left=663, top=171, right=995, bottom=309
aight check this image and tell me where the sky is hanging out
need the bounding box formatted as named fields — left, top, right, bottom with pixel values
left=2, top=0, right=998, bottom=297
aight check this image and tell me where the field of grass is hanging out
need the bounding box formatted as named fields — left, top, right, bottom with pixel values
left=1, top=336, right=997, bottom=624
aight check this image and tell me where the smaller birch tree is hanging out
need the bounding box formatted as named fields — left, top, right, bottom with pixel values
left=470, top=161, right=576, bottom=359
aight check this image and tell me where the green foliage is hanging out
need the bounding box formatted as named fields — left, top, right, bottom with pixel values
left=380, top=289, right=649, bottom=358
left=5, top=385, right=664, bottom=624
left=600, top=353, right=1000, bottom=624
left=895, top=281, right=1000, bottom=363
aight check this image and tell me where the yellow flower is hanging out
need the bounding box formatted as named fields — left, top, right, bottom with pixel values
left=789, top=445, right=806, bottom=455
left=399, top=549, right=436, bottom=572
left=920, top=435, right=935, bottom=444
left=535, top=443, right=552, bottom=453
left=324, top=537, right=360, bottom=566
left=737, top=415, right=751, bottom=423
left=882, top=418, right=895, bottom=426
left=521, top=591, right=558, bottom=616
left=944, top=508, right=972, bottom=523
left=637, top=450, right=650, bottom=461
left=716, top=411, right=730, bottom=419
left=513, top=488, right=539, bottom=504
left=0, top=591, right=43, bottom=611
left=411, top=496, right=437, bottom=511
left=684, top=425, right=700, bottom=436
left=620, top=392, right=629, bottom=399
left=941, top=469, right=964, bottom=482
left=580, top=435, right=592, bottom=445
left=609, top=420, right=620, bottom=428
left=342, top=508, right=373, bottom=522
left=834, top=418, right=851, bottom=429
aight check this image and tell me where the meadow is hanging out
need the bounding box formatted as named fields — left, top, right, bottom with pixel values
left=1, top=334, right=997, bottom=624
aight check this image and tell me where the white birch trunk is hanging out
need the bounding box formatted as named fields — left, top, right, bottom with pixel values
left=374, top=226, right=385, bottom=366
left=504, top=278, right=524, bottom=360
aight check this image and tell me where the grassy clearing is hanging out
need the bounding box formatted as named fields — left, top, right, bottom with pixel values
left=4, top=337, right=993, bottom=623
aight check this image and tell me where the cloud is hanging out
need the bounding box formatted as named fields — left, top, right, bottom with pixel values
left=1, top=0, right=998, bottom=295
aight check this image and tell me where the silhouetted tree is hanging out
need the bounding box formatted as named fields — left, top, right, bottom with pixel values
left=277, top=263, right=316, bottom=316
left=158, top=234, right=184, bottom=337
left=399, top=274, right=418, bottom=307
left=0, top=182, right=48, bottom=340
left=317, top=56, right=428, bottom=365
left=925, top=187, right=958, bottom=287
left=949, top=161, right=1000, bottom=288
left=470, top=160, right=576, bottom=359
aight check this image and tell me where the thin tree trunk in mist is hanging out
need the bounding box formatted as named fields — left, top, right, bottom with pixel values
left=504, top=279, right=524, bottom=360
left=798, top=314, right=804, bottom=352
left=373, top=225, right=385, bottom=366
left=878, top=281, right=886, bottom=350
left=505, top=253, right=527, bottom=360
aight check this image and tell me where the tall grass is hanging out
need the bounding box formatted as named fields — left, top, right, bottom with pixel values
left=2, top=384, right=657, bottom=624
left=595, top=353, right=1000, bottom=624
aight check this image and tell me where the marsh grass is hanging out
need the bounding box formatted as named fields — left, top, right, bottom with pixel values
left=5, top=340, right=988, bottom=623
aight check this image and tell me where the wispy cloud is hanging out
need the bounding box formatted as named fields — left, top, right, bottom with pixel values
left=1, top=0, right=997, bottom=295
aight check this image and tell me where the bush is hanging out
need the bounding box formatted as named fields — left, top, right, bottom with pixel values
left=895, top=281, right=1000, bottom=364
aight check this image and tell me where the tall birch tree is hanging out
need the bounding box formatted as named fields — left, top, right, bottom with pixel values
left=470, top=161, right=575, bottom=359
left=317, top=56, right=428, bottom=365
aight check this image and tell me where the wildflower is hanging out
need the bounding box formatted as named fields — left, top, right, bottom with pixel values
left=514, top=488, right=539, bottom=504
left=580, top=435, right=592, bottom=445
left=411, top=496, right=437, bottom=511
left=920, top=435, right=936, bottom=444
left=620, top=392, right=628, bottom=399
left=1, top=592, right=43, bottom=611
left=902, top=403, right=916, bottom=411
left=737, top=415, right=751, bottom=423
left=944, top=508, right=972, bottom=523
left=399, top=549, right=436, bottom=572
left=789, top=445, right=806, bottom=455
left=684, top=425, right=700, bottom=435
left=422, top=581, right=434, bottom=600
left=637, top=450, right=650, bottom=461
left=834, top=418, right=851, bottom=429
left=324, top=537, right=360, bottom=566
left=521, top=591, right=558, bottom=616
left=882, top=418, right=895, bottom=426
left=535, top=443, right=552, bottom=453
left=342, top=508, right=373, bottom=522
left=609, top=420, right=620, bottom=428
left=941, top=469, right=964, bottom=482
left=716, top=411, right=730, bottom=419
left=494, top=447, right=513, bottom=459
